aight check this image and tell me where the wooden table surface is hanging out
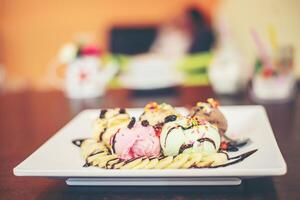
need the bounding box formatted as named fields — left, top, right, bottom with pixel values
left=1, top=86, right=299, bottom=200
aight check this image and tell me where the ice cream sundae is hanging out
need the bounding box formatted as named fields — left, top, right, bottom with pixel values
left=72, top=99, right=256, bottom=169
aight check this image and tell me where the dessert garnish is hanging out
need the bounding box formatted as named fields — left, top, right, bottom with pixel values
left=127, top=117, right=136, bottom=129
left=119, top=108, right=126, bottom=114
left=141, top=120, right=149, bottom=127
left=164, top=115, right=177, bottom=123
left=145, top=102, right=158, bottom=111
left=99, top=109, right=107, bottom=118
left=207, top=98, right=220, bottom=108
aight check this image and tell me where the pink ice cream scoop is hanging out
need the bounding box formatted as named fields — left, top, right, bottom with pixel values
left=111, top=119, right=161, bottom=160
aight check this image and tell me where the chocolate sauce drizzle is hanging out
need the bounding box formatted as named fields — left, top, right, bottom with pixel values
left=99, top=128, right=107, bottom=141
left=110, top=159, right=124, bottom=169
left=127, top=117, right=136, bottom=129
left=83, top=161, right=91, bottom=167
left=191, top=149, right=258, bottom=169
left=72, top=138, right=87, bottom=147
left=99, top=109, right=107, bottom=119
left=138, top=112, right=145, bottom=121
left=163, top=125, right=193, bottom=147
left=178, top=144, right=193, bottom=154
left=105, top=158, right=119, bottom=169
left=88, top=151, right=104, bottom=157
left=190, top=108, right=200, bottom=118
left=217, top=151, right=230, bottom=160
left=197, top=138, right=217, bottom=149
left=158, top=155, right=168, bottom=160
left=111, top=133, right=117, bottom=154
left=210, top=149, right=258, bottom=168
left=124, top=156, right=143, bottom=165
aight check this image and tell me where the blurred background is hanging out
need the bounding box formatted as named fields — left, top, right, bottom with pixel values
left=0, top=0, right=299, bottom=101
left=1, top=2, right=300, bottom=199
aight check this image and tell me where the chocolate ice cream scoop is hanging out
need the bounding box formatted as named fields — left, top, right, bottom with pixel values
left=189, top=98, right=228, bottom=135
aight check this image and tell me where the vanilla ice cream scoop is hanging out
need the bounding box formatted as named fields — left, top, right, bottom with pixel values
left=139, top=102, right=180, bottom=126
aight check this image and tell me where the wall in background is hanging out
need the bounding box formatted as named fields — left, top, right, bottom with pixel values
left=0, top=0, right=217, bottom=90
left=218, top=0, right=300, bottom=77
left=1, top=0, right=299, bottom=90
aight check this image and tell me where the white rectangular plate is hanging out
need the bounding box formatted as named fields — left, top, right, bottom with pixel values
left=14, top=106, right=286, bottom=180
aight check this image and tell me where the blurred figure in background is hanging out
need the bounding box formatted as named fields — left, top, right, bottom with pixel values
left=187, top=7, right=215, bottom=53
left=120, top=6, right=215, bottom=90
left=150, top=6, right=215, bottom=59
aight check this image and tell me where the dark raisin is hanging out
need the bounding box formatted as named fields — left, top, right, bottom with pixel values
left=228, top=139, right=250, bottom=148
left=99, top=109, right=107, bottom=118
left=164, top=115, right=177, bottom=123
left=119, top=108, right=126, bottom=114
left=141, top=120, right=149, bottom=127
left=227, top=145, right=239, bottom=152
left=127, top=117, right=136, bottom=129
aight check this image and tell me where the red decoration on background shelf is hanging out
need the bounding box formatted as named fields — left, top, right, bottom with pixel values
left=81, top=45, right=102, bottom=57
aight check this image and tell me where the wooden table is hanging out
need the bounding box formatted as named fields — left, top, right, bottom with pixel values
left=1, top=86, right=299, bottom=199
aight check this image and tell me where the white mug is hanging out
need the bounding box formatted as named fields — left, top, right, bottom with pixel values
left=49, top=57, right=118, bottom=99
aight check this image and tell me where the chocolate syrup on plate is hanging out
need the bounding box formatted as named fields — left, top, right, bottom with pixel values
left=72, top=139, right=87, bottom=147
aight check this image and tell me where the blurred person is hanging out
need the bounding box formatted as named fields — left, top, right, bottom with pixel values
left=121, top=7, right=215, bottom=89
left=187, top=7, right=215, bottom=53
left=150, top=6, right=215, bottom=59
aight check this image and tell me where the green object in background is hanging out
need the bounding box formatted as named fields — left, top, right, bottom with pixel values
left=104, top=54, right=131, bottom=89
left=107, top=52, right=213, bottom=89
left=183, top=73, right=210, bottom=86
left=254, top=59, right=263, bottom=73
left=177, top=52, right=212, bottom=72
left=177, top=52, right=213, bottom=86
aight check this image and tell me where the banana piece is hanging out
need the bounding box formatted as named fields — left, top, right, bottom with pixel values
left=93, top=155, right=117, bottom=167
left=182, top=153, right=202, bottom=169
left=165, top=154, right=189, bottom=169
left=144, top=158, right=159, bottom=169
left=203, top=153, right=228, bottom=167
left=121, top=158, right=144, bottom=169
left=132, top=158, right=150, bottom=169
left=154, top=156, right=174, bottom=169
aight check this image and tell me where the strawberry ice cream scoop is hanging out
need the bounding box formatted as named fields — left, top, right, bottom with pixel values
left=111, top=119, right=161, bottom=160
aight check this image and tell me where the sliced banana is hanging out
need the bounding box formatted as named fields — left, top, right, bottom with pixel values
left=165, top=154, right=189, bottom=169
left=93, top=155, right=117, bottom=167
left=144, top=158, right=159, bottom=169
left=155, top=156, right=174, bottom=169
left=182, top=153, right=202, bottom=169
left=120, top=158, right=143, bottom=169
left=204, top=153, right=228, bottom=166
left=132, top=158, right=150, bottom=169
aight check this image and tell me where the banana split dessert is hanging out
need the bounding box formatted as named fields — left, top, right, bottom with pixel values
left=72, top=99, right=257, bottom=169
